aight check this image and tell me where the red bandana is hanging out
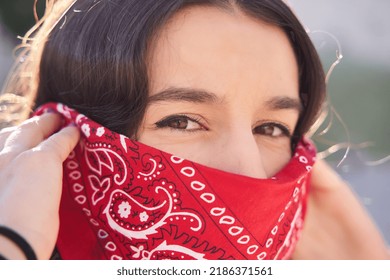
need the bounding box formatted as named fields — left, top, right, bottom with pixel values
left=35, top=103, right=316, bottom=260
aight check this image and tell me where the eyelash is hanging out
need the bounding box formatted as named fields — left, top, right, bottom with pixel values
left=253, top=122, right=292, bottom=138
left=155, top=115, right=291, bottom=137
left=155, top=114, right=207, bottom=132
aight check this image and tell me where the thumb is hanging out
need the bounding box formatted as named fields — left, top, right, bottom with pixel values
left=35, top=124, right=80, bottom=162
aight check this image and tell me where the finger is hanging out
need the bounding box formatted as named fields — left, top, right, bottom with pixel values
left=1, top=124, right=81, bottom=201
left=33, top=124, right=81, bottom=162
left=1, top=113, right=63, bottom=156
left=0, top=123, right=80, bottom=260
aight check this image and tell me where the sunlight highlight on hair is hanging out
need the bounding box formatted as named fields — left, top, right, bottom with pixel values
left=317, top=141, right=371, bottom=159
left=362, top=155, right=390, bottom=166
left=306, top=29, right=390, bottom=168
left=305, top=29, right=353, bottom=167
left=0, top=0, right=78, bottom=128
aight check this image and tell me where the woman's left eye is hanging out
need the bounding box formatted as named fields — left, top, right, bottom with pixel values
left=154, top=115, right=206, bottom=131
left=253, top=123, right=291, bottom=138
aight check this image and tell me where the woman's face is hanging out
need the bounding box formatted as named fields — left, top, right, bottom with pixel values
left=138, top=6, right=300, bottom=178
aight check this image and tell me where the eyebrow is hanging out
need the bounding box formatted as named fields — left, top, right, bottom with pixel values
left=148, top=87, right=220, bottom=104
left=265, top=96, right=303, bottom=113
left=148, top=87, right=302, bottom=112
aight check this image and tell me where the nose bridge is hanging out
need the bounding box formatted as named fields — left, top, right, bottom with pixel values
left=219, top=128, right=267, bottom=179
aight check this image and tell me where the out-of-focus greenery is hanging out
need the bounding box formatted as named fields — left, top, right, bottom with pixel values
left=0, top=0, right=45, bottom=38
left=330, top=62, right=390, bottom=157
left=314, top=55, right=390, bottom=161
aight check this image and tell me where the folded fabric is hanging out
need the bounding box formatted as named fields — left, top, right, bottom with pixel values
left=35, top=103, right=316, bottom=260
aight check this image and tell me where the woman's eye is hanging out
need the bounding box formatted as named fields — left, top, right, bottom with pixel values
left=155, top=115, right=205, bottom=131
left=253, top=123, right=291, bottom=138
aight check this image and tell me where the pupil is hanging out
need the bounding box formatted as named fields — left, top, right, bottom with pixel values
left=265, top=126, right=272, bottom=134
left=174, top=118, right=188, bottom=129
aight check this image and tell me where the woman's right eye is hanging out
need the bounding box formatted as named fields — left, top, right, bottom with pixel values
left=154, top=115, right=207, bottom=131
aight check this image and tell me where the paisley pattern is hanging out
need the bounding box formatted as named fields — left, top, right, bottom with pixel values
left=35, top=103, right=317, bottom=260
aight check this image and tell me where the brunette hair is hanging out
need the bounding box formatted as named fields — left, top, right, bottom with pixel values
left=1, top=0, right=325, bottom=146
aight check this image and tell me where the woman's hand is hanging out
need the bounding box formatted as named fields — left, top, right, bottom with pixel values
left=293, top=159, right=389, bottom=259
left=0, top=113, right=80, bottom=259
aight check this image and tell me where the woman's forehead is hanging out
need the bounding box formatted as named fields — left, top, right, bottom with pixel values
left=147, top=5, right=299, bottom=107
left=150, top=6, right=292, bottom=63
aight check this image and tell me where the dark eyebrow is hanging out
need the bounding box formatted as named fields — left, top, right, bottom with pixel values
left=148, top=87, right=220, bottom=104
left=149, top=86, right=302, bottom=112
left=265, top=96, right=303, bottom=113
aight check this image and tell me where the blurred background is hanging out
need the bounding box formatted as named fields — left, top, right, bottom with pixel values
left=0, top=1, right=389, bottom=245
left=288, top=0, right=390, bottom=246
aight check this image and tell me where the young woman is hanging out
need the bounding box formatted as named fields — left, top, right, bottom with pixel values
left=0, top=0, right=388, bottom=260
